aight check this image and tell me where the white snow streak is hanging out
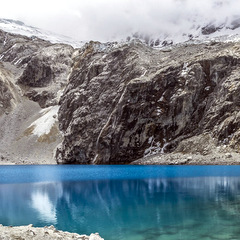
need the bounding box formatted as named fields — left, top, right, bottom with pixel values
left=144, top=137, right=169, bottom=157
left=181, top=63, right=191, bottom=77
left=141, top=70, right=147, bottom=77
left=29, top=106, right=59, bottom=137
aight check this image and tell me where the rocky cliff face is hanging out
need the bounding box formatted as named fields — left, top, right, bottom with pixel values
left=1, top=28, right=240, bottom=164
left=0, top=30, right=74, bottom=108
left=56, top=40, right=240, bottom=164
left=0, top=62, right=20, bottom=115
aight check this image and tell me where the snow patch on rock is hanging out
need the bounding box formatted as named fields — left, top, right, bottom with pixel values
left=144, top=137, right=169, bottom=157
left=29, top=106, right=59, bottom=137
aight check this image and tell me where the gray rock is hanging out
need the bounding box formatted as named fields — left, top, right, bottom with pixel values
left=229, top=17, right=240, bottom=30
left=89, top=233, right=104, bottom=240
left=225, top=153, right=232, bottom=158
left=201, top=23, right=222, bottom=35
left=0, top=30, right=74, bottom=108
left=0, top=225, right=104, bottom=240
left=0, top=63, right=20, bottom=115
left=17, top=44, right=74, bottom=107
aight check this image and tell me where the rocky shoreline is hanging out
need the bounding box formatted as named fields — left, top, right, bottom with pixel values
left=2, top=151, right=240, bottom=165
left=132, top=133, right=240, bottom=165
left=0, top=225, right=104, bottom=240
left=132, top=151, right=240, bottom=165
left=1, top=132, right=240, bottom=165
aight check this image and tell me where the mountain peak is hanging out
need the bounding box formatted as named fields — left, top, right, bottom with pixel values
left=0, top=18, right=84, bottom=48
left=1, top=14, right=240, bottom=49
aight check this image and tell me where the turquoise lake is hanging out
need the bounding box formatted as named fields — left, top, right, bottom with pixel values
left=1, top=165, right=240, bottom=240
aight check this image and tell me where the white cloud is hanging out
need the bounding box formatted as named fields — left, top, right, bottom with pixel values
left=30, top=183, right=63, bottom=224
left=0, top=0, right=240, bottom=41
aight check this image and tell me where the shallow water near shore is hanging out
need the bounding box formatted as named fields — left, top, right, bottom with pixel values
left=1, top=165, right=240, bottom=240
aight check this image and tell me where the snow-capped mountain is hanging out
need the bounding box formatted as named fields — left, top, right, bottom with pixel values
left=126, top=16, right=240, bottom=47
left=1, top=14, right=240, bottom=50
left=1, top=15, right=240, bottom=49
left=0, top=18, right=84, bottom=48
left=1, top=12, right=240, bottom=165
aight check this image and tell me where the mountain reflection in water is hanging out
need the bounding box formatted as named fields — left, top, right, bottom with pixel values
left=1, top=175, right=240, bottom=240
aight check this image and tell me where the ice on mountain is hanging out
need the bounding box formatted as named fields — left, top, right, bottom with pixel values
left=0, top=19, right=85, bottom=48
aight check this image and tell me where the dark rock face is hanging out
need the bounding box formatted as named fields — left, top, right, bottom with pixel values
left=17, top=44, right=74, bottom=107
left=0, top=30, right=50, bottom=66
left=229, top=18, right=240, bottom=30
left=0, top=76, right=15, bottom=115
left=56, top=41, right=240, bottom=164
left=0, top=63, right=20, bottom=115
left=201, top=24, right=223, bottom=35
left=57, top=42, right=147, bottom=163
left=18, top=56, right=53, bottom=87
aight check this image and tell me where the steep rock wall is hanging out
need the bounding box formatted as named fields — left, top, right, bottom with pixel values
left=57, top=41, right=240, bottom=164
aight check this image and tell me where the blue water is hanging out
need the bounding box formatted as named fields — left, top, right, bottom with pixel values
left=1, top=165, right=240, bottom=240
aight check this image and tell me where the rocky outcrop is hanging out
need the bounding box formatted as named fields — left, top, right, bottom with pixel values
left=0, top=62, right=21, bottom=115
left=0, top=225, right=103, bottom=240
left=57, top=41, right=240, bottom=164
left=0, top=30, right=50, bottom=65
left=0, top=29, right=74, bottom=108
left=201, top=23, right=223, bottom=35
left=17, top=43, right=74, bottom=107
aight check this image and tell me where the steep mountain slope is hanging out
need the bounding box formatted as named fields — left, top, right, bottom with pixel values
left=0, top=30, right=75, bottom=164
left=56, top=41, right=240, bottom=164
left=1, top=22, right=240, bottom=164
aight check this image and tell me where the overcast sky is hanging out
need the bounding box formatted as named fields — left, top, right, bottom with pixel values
left=0, top=0, right=239, bottom=41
